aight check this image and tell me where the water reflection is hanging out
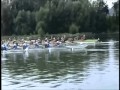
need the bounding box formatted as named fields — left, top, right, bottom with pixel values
left=2, top=41, right=119, bottom=90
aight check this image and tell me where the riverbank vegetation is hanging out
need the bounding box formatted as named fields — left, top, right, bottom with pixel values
left=1, top=0, right=119, bottom=36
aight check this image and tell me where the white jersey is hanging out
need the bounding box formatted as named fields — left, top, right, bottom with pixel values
left=45, top=41, right=48, bottom=44
left=2, top=43, right=8, bottom=47
left=23, top=43, right=27, bottom=46
left=13, top=43, right=16, bottom=46
left=2, top=44, right=5, bottom=47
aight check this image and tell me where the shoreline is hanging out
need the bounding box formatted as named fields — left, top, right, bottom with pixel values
left=1, top=32, right=119, bottom=40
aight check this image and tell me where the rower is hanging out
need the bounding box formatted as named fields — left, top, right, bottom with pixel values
left=56, top=40, right=62, bottom=47
left=12, top=41, right=18, bottom=50
left=80, top=34, right=86, bottom=41
left=1, top=40, right=10, bottom=50
left=1, top=43, right=7, bottom=51
left=61, top=37, right=65, bottom=43
left=97, top=38, right=100, bottom=42
left=34, top=40, right=39, bottom=48
left=23, top=41, right=29, bottom=50
left=44, top=40, right=49, bottom=48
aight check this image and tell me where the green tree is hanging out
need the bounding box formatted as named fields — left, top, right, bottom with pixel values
left=1, top=1, right=14, bottom=35
left=69, top=23, right=79, bottom=34
left=1, top=0, right=119, bottom=36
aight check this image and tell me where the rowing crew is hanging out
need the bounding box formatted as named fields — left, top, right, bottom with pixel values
left=1, top=41, right=29, bottom=51
left=1, top=34, right=88, bottom=51
left=1, top=39, right=63, bottom=51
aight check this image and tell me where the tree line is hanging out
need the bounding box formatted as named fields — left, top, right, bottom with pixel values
left=1, top=0, right=119, bottom=36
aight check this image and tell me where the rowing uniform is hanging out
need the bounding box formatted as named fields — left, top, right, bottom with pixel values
left=44, top=41, right=49, bottom=48
left=13, top=43, right=18, bottom=49
left=56, top=41, right=62, bottom=46
left=35, top=42, right=39, bottom=48
left=23, top=43, right=29, bottom=49
left=1, top=43, right=7, bottom=50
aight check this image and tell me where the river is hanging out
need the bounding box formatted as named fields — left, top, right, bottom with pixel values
left=1, top=37, right=119, bottom=90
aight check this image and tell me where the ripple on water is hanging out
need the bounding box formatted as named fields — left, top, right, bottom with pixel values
left=1, top=40, right=119, bottom=90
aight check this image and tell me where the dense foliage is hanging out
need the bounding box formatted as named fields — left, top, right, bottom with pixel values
left=1, top=0, right=119, bottom=36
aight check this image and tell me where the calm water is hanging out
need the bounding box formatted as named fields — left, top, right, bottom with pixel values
left=2, top=40, right=119, bottom=90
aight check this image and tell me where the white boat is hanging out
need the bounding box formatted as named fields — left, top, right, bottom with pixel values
left=65, top=44, right=88, bottom=52
left=1, top=43, right=88, bottom=54
left=74, top=39, right=99, bottom=45
left=1, top=47, right=61, bottom=53
left=1, top=50, right=23, bottom=55
left=65, top=44, right=88, bottom=49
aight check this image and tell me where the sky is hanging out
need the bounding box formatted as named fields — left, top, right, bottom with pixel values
left=104, top=0, right=118, bottom=8
left=91, top=0, right=118, bottom=8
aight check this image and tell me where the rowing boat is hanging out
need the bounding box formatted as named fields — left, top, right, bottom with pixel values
left=2, top=50, right=23, bottom=55
left=64, top=44, right=88, bottom=52
left=1, top=44, right=88, bottom=54
left=74, top=39, right=99, bottom=45
left=65, top=44, right=87, bottom=49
